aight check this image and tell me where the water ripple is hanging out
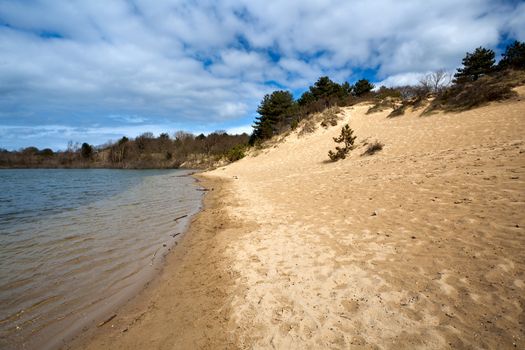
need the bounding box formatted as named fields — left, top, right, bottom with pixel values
left=0, top=169, right=201, bottom=349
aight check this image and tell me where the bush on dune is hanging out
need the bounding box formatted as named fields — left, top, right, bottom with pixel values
left=298, top=119, right=317, bottom=137
left=362, top=141, right=384, bottom=156
left=425, top=71, right=521, bottom=113
left=320, top=106, right=341, bottom=128
left=424, top=44, right=523, bottom=113
left=226, top=144, right=246, bottom=162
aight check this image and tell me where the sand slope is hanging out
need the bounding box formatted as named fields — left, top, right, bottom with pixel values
left=206, top=95, right=525, bottom=348
left=74, top=94, right=525, bottom=350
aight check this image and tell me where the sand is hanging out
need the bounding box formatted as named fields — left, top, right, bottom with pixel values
left=66, top=176, right=243, bottom=349
left=71, top=91, right=525, bottom=349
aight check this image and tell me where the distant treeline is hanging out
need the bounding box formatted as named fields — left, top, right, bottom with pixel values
left=0, top=131, right=249, bottom=169
left=249, top=40, right=525, bottom=145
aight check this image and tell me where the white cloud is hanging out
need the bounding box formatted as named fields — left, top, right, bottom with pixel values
left=226, top=124, right=253, bottom=135
left=375, top=72, right=426, bottom=88
left=506, top=2, right=525, bottom=41
left=217, top=102, right=248, bottom=119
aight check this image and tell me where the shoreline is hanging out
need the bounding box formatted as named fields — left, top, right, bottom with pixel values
left=66, top=174, right=241, bottom=349
left=67, top=97, right=524, bottom=349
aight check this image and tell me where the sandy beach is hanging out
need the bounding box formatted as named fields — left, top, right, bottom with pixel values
left=71, top=91, right=525, bottom=349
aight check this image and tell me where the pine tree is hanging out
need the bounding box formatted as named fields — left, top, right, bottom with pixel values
left=310, top=76, right=349, bottom=106
left=250, top=90, right=296, bottom=144
left=498, top=40, right=525, bottom=70
left=454, top=47, right=495, bottom=83
left=298, top=91, right=315, bottom=106
left=341, top=81, right=353, bottom=95
left=328, top=124, right=357, bottom=161
left=353, top=79, right=374, bottom=96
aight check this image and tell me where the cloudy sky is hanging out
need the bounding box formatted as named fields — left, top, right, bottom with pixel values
left=1, top=0, right=524, bottom=150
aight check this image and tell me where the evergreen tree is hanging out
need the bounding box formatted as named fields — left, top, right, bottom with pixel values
left=454, top=47, right=495, bottom=83
left=297, top=76, right=350, bottom=109
left=251, top=90, right=296, bottom=144
left=310, top=76, right=348, bottom=104
left=498, top=40, right=525, bottom=70
left=328, top=124, right=357, bottom=161
left=80, top=143, right=93, bottom=159
left=342, top=81, right=354, bottom=95
left=353, top=79, right=374, bottom=96
left=298, top=91, right=316, bottom=106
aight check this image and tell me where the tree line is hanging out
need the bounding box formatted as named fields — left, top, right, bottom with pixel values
left=250, top=40, right=525, bottom=145
left=250, top=77, right=374, bottom=144
left=0, top=131, right=249, bottom=169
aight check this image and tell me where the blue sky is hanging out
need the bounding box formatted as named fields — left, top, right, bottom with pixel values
left=1, top=0, right=524, bottom=150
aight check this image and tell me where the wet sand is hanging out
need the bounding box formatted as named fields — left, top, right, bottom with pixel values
left=72, top=91, right=525, bottom=349
left=67, top=176, right=243, bottom=349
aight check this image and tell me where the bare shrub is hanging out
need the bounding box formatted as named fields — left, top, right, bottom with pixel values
left=425, top=71, right=520, bottom=114
left=298, top=119, right=317, bottom=136
left=387, top=103, right=407, bottom=118
left=366, top=98, right=397, bottom=114
left=320, top=106, right=341, bottom=128
left=362, top=141, right=384, bottom=156
left=419, top=69, right=452, bottom=94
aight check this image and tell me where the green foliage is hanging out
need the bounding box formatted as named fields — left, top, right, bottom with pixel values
left=226, top=144, right=246, bottom=162
left=328, top=124, right=356, bottom=161
left=353, top=79, right=374, bottom=96
left=80, top=143, right=93, bottom=159
left=290, top=119, right=299, bottom=130
left=498, top=40, right=525, bottom=70
left=22, top=146, right=39, bottom=155
left=342, top=82, right=353, bottom=95
left=38, top=148, right=54, bottom=157
left=454, top=47, right=495, bottom=83
left=299, top=76, right=349, bottom=110
left=251, top=90, right=297, bottom=144
left=310, top=76, right=348, bottom=102
left=297, top=91, right=316, bottom=106
left=376, top=86, right=402, bottom=99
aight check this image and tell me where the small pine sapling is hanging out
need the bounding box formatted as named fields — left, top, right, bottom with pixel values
left=328, top=124, right=357, bottom=161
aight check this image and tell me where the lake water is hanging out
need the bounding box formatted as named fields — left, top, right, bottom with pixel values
left=0, top=169, right=202, bottom=349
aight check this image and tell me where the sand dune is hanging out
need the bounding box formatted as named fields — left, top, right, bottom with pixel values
left=73, top=93, right=524, bottom=349
left=205, top=95, right=525, bottom=348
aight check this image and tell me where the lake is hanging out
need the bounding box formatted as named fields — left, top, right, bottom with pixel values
left=0, top=169, right=202, bottom=349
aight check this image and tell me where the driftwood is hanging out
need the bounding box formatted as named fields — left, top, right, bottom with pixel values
left=171, top=232, right=181, bottom=238
left=150, top=247, right=161, bottom=265
left=196, top=188, right=209, bottom=192
left=97, top=314, right=117, bottom=327
left=173, top=214, right=188, bottom=221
